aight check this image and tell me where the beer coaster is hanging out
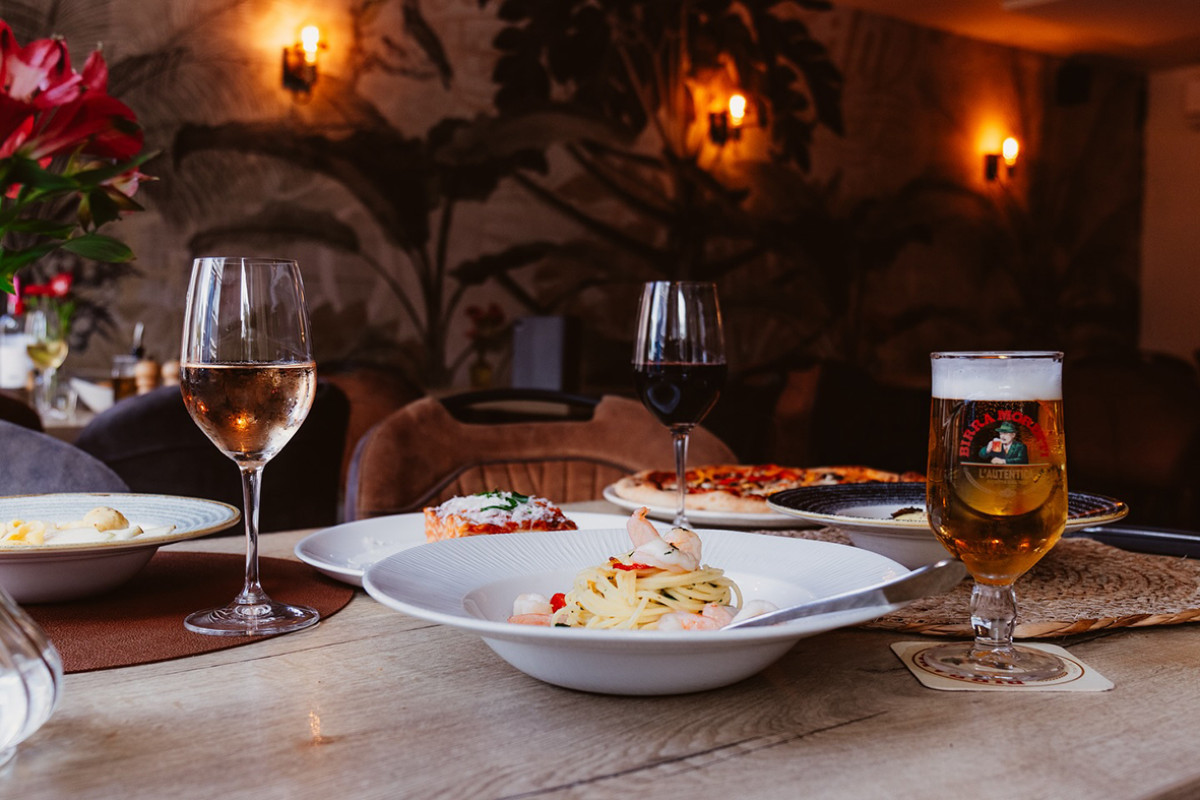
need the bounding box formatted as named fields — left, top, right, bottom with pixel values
left=891, top=641, right=1113, bottom=691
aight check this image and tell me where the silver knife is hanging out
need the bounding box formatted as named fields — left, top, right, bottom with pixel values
left=723, top=557, right=968, bottom=629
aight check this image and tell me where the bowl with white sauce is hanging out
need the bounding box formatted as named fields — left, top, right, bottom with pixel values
left=0, top=493, right=240, bottom=603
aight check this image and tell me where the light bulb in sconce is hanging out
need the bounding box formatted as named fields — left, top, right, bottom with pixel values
left=729, top=93, right=747, bottom=127
left=985, top=136, right=1020, bottom=180
left=283, top=25, right=325, bottom=97
left=1001, top=137, right=1019, bottom=167
left=300, top=26, right=321, bottom=65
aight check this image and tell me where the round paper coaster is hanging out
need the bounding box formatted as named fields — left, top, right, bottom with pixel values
left=24, top=552, right=355, bottom=673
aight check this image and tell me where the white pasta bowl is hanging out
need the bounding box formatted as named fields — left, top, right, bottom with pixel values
left=363, top=527, right=909, bottom=695
left=0, top=493, right=240, bottom=603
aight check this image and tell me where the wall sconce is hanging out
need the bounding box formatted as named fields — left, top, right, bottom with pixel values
left=985, top=136, right=1020, bottom=180
left=282, top=25, right=323, bottom=96
left=709, top=93, right=749, bottom=145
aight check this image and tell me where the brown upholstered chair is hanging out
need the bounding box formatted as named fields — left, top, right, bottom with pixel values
left=345, top=391, right=738, bottom=519
left=1064, top=351, right=1200, bottom=528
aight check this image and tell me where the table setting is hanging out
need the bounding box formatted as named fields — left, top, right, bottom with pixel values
left=4, top=278, right=1200, bottom=800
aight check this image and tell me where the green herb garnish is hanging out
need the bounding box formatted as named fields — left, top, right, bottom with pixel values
left=477, top=489, right=530, bottom=512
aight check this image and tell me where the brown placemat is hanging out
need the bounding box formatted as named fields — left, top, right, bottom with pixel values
left=766, top=527, right=1200, bottom=638
left=25, top=552, right=355, bottom=673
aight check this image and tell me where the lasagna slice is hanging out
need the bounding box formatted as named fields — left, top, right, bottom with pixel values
left=423, top=491, right=578, bottom=542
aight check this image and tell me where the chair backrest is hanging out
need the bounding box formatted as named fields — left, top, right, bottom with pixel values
left=0, top=390, right=42, bottom=432
left=0, top=420, right=128, bottom=494
left=345, top=392, right=738, bottom=519
left=1064, top=351, right=1200, bottom=527
left=75, top=381, right=350, bottom=532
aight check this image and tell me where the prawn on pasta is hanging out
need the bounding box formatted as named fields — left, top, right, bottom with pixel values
left=508, top=507, right=776, bottom=631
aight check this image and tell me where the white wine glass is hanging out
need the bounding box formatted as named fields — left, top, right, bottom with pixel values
left=180, top=257, right=319, bottom=636
left=923, top=351, right=1068, bottom=683
left=24, top=303, right=69, bottom=418
left=632, top=282, right=727, bottom=528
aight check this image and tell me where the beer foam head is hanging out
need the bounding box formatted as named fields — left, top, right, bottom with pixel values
left=931, top=351, right=1062, bottom=400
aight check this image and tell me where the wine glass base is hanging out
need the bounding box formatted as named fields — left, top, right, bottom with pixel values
left=915, top=641, right=1070, bottom=685
left=184, top=600, right=319, bottom=637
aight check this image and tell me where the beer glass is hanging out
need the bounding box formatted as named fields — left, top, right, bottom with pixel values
left=924, top=351, right=1068, bottom=683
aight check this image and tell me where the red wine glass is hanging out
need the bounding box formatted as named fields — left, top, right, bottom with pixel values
left=633, top=282, right=727, bottom=528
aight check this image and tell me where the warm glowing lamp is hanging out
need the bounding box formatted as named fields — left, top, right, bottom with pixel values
left=283, top=25, right=324, bottom=96
left=728, top=93, right=747, bottom=127
left=300, top=26, right=321, bottom=65
left=1001, top=137, right=1019, bottom=167
left=985, top=136, right=1020, bottom=180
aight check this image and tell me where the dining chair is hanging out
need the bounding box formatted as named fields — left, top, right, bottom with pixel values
left=0, top=390, right=43, bottom=432
left=74, top=381, right=351, bottom=532
left=344, top=390, right=739, bottom=519
left=0, top=420, right=128, bottom=494
left=1064, top=350, right=1200, bottom=528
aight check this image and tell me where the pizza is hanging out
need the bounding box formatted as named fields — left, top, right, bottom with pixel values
left=611, top=464, right=924, bottom=514
left=423, top=490, right=578, bottom=542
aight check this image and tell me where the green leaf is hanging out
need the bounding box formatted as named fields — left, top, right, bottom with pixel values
left=0, top=241, right=63, bottom=272
left=2, top=219, right=76, bottom=238
left=59, top=233, right=134, bottom=262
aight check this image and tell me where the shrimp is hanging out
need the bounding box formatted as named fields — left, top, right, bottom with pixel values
left=657, top=603, right=737, bottom=631
left=625, top=507, right=701, bottom=573
left=655, top=611, right=722, bottom=631
left=732, top=599, right=778, bottom=623
left=507, top=593, right=554, bottom=625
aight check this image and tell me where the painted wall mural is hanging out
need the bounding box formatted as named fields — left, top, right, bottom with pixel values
left=3, top=0, right=1144, bottom=410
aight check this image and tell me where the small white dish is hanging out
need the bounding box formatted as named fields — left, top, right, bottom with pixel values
left=602, top=484, right=808, bottom=529
left=363, top=527, right=908, bottom=695
left=295, top=510, right=630, bottom=587
left=69, top=377, right=113, bottom=413
left=768, top=483, right=1129, bottom=567
left=0, top=493, right=240, bottom=603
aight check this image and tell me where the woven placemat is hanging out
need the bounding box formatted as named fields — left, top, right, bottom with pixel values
left=767, top=527, right=1200, bottom=638
left=25, top=552, right=355, bottom=673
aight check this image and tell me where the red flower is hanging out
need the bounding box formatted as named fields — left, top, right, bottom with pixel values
left=0, top=22, right=143, bottom=161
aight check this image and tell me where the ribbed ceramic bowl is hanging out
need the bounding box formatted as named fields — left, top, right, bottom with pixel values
left=364, top=527, right=909, bottom=695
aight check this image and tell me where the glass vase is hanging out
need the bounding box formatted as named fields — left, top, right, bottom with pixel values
left=0, top=584, right=62, bottom=767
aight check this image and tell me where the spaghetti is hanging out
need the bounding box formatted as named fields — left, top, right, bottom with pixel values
left=508, top=507, right=771, bottom=631
left=551, top=555, right=742, bottom=630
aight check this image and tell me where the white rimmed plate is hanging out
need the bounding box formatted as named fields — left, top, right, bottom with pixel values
left=0, top=493, right=240, bottom=603
left=602, top=484, right=806, bottom=529
left=363, top=527, right=909, bottom=695
left=767, top=483, right=1129, bottom=567
left=295, top=511, right=631, bottom=588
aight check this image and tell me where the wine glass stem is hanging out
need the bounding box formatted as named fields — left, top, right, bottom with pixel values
left=237, top=465, right=268, bottom=606
left=672, top=429, right=690, bottom=527
left=969, top=582, right=1018, bottom=654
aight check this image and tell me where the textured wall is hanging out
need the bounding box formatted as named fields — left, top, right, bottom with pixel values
left=4, top=0, right=1144, bottom=393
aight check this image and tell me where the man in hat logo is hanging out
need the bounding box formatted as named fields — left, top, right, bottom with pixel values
left=979, top=421, right=1028, bottom=465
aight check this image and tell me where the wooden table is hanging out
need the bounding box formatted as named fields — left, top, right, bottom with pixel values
left=8, top=527, right=1200, bottom=800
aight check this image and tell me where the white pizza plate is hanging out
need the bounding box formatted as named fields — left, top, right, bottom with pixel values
left=0, top=493, right=240, bottom=603
left=602, top=484, right=806, bottom=529
left=768, top=483, right=1129, bottom=568
left=295, top=510, right=630, bottom=588
left=363, top=527, right=909, bottom=695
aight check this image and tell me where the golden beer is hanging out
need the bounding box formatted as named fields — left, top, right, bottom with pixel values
left=927, top=356, right=1067, bottom=586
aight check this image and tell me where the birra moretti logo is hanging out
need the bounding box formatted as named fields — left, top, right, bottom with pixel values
left=958, top=407, right=1051, bottom=464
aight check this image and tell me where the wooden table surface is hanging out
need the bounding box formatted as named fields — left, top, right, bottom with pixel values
left=7, top=523, right=1200, bottom=800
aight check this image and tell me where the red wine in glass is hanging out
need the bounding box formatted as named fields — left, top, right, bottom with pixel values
left=633, top=362, right=727, bottom=431
left=632, top=282, right=726, bottom=527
